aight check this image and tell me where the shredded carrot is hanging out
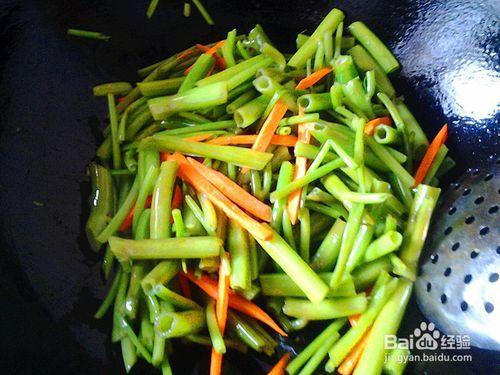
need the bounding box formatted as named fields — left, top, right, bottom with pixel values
left=208, top=134, right=298, bottom=147
left=160, top=152, right=170, bottom=162
left=412, top=124, right=448, bottom=187
left=178, top=273, right=192, bottom=299
left=287, top=107, right=311, bottom=224
left=118, top=195, right=152, bottom=232
left=177, top=47, right=198, bottom=61
left=216, top=259, right=230, bottom=333
left=204, top=40, right=225, bottom=56
left=172, top=184, right=183, bottom=209
left=295, top=67, right=332, bottom=90
left=364, top=116, right=392, bottom=135
left=194, top=41, right=226, bottom=70
left=184, top=271, right=287, bottom=336
left=210, top=350, right=223, bottom=375
left=337, top=328, right=372, bottom=375
left=268, top=353, right=291, bottom=375
left=241, top=99, right=288, bottom=174
left=349, top=314, right=361, bottom=326
left=184, top=133, right=214, bottom=142
left=187, top=157, right=272, bottom=222
left=117, top=96, right=126, bottom=103
left=168, top=153, right=273, bottom=240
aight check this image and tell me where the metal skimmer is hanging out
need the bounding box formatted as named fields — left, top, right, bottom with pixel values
left=415, top=160, right=499, bottom=350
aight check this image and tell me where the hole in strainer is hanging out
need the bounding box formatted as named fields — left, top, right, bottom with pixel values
left=430, top=254, right=439, bottom=264
left=497, top=246, right=500, bottom=255
left=452, top=183, right=460, bottom=190
left=465, top=216, right=475, bottom=224
left=472, top=168, right=481, bottom=175
left=441, top=294, right=447, bottom=304
left=448, top=206, right=457, bottom=215
left=489, top=273, right=499, bottom=283
left=463, top=188, right=471, bottom=196
left=464, top=274, right=472, bottom=284
left=444, top=226, right=453, bottom=235
left=489, top=205, right=498, bottom=214
left=470, top=250, right=479, bottom=259
left=444, top=267, right=452, bottom=277
left=426, top=282, right=432, bottom=292
left=479, top=227, right=490, bottom=236
left=474, top=196, right=484, bottom=205
left=484, top=173, right=493, bottom=181
left=460, top=301, right=468, bottom=312
left=484, top=302, right=494, bottom=314
left=451, top=242, right=460, bottom=251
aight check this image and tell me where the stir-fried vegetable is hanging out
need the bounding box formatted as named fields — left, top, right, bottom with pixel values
left=87, top=7, right=452, bottom=374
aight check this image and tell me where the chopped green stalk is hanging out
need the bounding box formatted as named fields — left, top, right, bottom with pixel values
left=374, top=124, right=399, bottom=144
left=112, top=266, right=129, bottom=342
left=330, top=83, right=343, bottom=108
left=329, top=203, right=364, bottom=289
left=400, top=184, right=441, bottom=275
left=184, top=335, right=248, bottom=353
left=336, top=191, right=390, bottom=204
left=262, top=43, right=286, bottom=70
left=299, top=208, right=311, bottom=262
left=364, top=230, right=403, bottom=262
left=125, top=108, right=153, bottom=140
left=161, top=357, right=173, bottom=375
left=313, top=40, right=325, bottom=71
left=86, top=163, right=114, bottom=251
left=383, top=347, right=411, bottom=375
left=206, top=300, right=226, bottom=354
left=150, top=161, right=178, bottom=239
left=278, top=113, right=319, bottom=126
left=146, top=0, right=160, bottom=18
left=95, top=267, right=123, bottom=319
left=270, top=159, right=343, bottom=202
left=109, top=236, right=222, bottom=262
left=395, top=99, right=429, bottom=152
left=300, top=332, right=340, bottom=375
left=347, top=45, right=395, bottom=97
left=222, top=29, right=237, bottom=67
left=93, top=82, right=132, bottom=96
left=333, top=55, right=359, bottom=84
left=323, top=29, right=334, bottom=64
left=192, top=0, right=215, bottom=25
left=333, top=22, right=344, bottom=59
left=287, top=319, right=347, bottom=375
left=226, top=90, right=258, bottom=114
left=271, top=161, right=294, bottom=230
left=198, top=55, right=273, bottom=90
left=140, top=305, right=155, bottom=351
left=140, top=134, right=273, bottom=170
left=310, top=219, right=346, bottom=271
left=148, top=82, right=228, bottom=120
left=256, top=226, right=329, bottom=303
left=102, top=245, right=115, bottom=279
left=288, top=8, right=345, bottom=68
left=228, top=219, right=251, bottom=291
left=237, top=40, right=251, bottom=59
left=296, top=33, right=309, bottom=49
left=141, top=261, right=179, bottom=294
left=67, top=28, right=110, bottom=41
left=423, top=144, right=448, bottom=184
left=185, top=195, right=215, bottom=235
left=253, top=75, right=298, bottom=111
left=160, top=120, right=235, bottom=135
left=389, top=254, right=415, bottom=281
left=298, top=93, right=332, bottom=112
left=133, top=162, right=159, bottom=235
left=120, top=317, right=153, bottom=363
left=178, top=55, right=215, bottom=94
left=345, top=224, right=374, bottom=272
left=351, top=256, right=393, bottom=291
left=260, top=272, right=355, bottom=298
left=227, top=310, right=268, bottom=352
left=106, top=94, right=121, bottom=168
left=234, top=95, right=269, bottom=128
left=137, top=78, right=185, bottom=97
left=155, top=310, right=205, bottom=338
left=305, top=201, right=348, bottom=220
left=183, top=2, right=191, bottom=17
left=325, top=277, right=399, bottom=371
left=282, top=209, right=297, bottom=250
left=354, top=280, right=413, bottom=375
left=342, top=77, right=375, bottom=118
left=348, top=21, right=399, bottom=73
left=96, top=176, right=140, bottom=243
left=152, top=284, right=200, bottom=310
left=283, top=295, right=367, bottom=320
left=247, top=24, right=273, bottom=52
left=306, top=187, right=336, bottom=204
left=121, top=337, right=138, bottom=372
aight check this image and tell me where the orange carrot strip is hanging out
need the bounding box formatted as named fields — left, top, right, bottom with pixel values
left=168, top=153, right=273, bottom=240
left=216, top=260, right=230, bottom=333
left=241, top=99, right=288, bottom=174
left=337, top=329, right=372, bottom=375
left=118, top=195, right=152, bottom=232
left=210, top=350, right=223, bottom=375
left=185, top=271, right=287, bottom=336
left=287, top=107, right=311, bottom=224
left=412, top=124, right=448, bottom=187
left=160, top=152, right=170, bottom=162
left=268, top=353, right=291, bottom=375
left=364, top=116, right=392, bottom=135
left=349, top=314, right=361, bottom=327
left=172, top=184, right=183, bottom=210
left=184, top=133, right=214, bottom=142
left=187, top=157, right=272, bottom=222
left=208, top=134, right=298, bottom=147
left=205, top=40, right=225, bottom=56
left=295, top=67, right=332, bottom=90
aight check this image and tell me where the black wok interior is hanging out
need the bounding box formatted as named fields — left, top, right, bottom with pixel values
left=0, top=0, right=498, bottom=374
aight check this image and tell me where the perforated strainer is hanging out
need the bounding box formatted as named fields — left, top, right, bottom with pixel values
left=415, top=160, right=499, bottom=350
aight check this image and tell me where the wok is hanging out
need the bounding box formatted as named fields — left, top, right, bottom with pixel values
left=0, top=0, right=498, bottom=373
